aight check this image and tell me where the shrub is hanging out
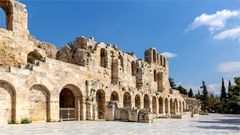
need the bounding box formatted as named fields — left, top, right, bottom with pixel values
left=21, top=118, right=31, bottom=124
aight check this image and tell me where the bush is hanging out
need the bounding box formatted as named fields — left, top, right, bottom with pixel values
left=21, top=118, right=31, bottom=124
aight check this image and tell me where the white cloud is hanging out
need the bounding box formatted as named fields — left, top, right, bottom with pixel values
left=160, top=52, right=177, bottom=58
left=186, top=9, right=240, bottom=32
left=218, top=61, right=240, bottom=73
left=213, top=26, right=240, bottom=40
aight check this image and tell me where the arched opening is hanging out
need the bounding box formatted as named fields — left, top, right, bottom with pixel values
left=165, top=98, right=168, bottom=114
left=0, top=0, right=13, bottom=30
left=0, top=80, right=16, bottom=123
left=27, top=50, right=44, bottom=64
left=174, top=99, right=178, bottom=114
left=159, top=97, right=164, bottom=114
left=152, top=49, right=157, bottom=63
left=96, top=89, right=106, bottom=119
left=152, top=96, right=157, bottom=114
left=182, top=101, right=185, bottom=112
left=0, top=8, right=6, bottom=29
left=157, top=72, right=163, bottom=92
left=163, top=57, right=166, bottom=67
left=154, top=70, right=157, bottom=82
left=131, top=61, right=136, bottom=76
left=160, top=55, right=163, bottom=66
left=123, top=92, right=131, bottom=108
left=110, top=91, right=119, bottom=102
left=135, top=94, right=141, bottom=109
left=118, top=55, right=124, bottom=71
left=60, top=84, right=82, bottom=121
left=28, top=84, right=50, bottom=122
left=100, top=48, right=108, bottom=68
left=170, top=99, right=174, bottom=114
left=144, top=94, right=150, bottom=109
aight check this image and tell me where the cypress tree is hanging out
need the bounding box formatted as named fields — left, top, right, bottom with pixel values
left=200, top=81, right=209, bottom=112
left=220, top=77, right=227, bottom=100
left=188, top=88, right=193, bottom=97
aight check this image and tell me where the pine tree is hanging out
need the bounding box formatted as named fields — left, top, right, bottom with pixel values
left=200, top=81, right=209, bottom=112
left=188, top=88, right=193, bottom=97
left=220, top=77, right=227, bottom=100
left=169, top=77, right=177, bottom=89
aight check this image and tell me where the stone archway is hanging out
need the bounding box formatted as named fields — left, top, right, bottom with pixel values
left=27, top=50, right=44, bottom=64
left=152, top=96, right=157, bottom=114
left=179, top=101, right=182, bottom=114
left=0, top=0, right=13, bottom=30
left=144, top=94, right=150, bottom=109
left=29, top=84, right=50, bottom=122
left=135, top=94, right=141, bottom=109
left=0, top=80, right=16, bottom=123
left=170, top=99, right=174, bottom=114
left=159, top=97, right=164, bottom=114
left=96, top=89, right=106, bottom=119
left=165, top=98, right=168, bottom=114
left=123, top=92, right=131, bottom=108
left=60, top=84, right=82, bottom=121
left=174, top=99, right=178, bottom=114
left=110, top=91, right=119, bottom=102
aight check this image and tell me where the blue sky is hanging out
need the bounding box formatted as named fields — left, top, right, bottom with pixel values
left=1, top=0, right=239, bottom=94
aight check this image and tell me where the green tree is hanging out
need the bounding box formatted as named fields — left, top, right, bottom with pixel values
left=177, top=85, right=188, bottom=95
left=200, top=81, right=209, bottom=112
left=228, top=80, right=233, bottom=99
left=220, top=77, right=227, bottom=100
left=233, top=77, right=240, bottom=96
left=169, top=77, right=177, bottom=89
left=188, top=88, right=193, bottom=97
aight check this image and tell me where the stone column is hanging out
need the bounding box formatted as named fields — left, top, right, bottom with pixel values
left=87, top=101, right=93, bottom=120
left=81, top=98, right=86, bottom=120
left=156, top=98, right=159, bottom=115
left=167, top=100, right=170, bottom=116
left=76, top=97, right=81, bottom=121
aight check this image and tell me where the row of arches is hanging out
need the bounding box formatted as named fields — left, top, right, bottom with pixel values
left=100, top=48, right=137, bottom=76
left=152, top=49, right=166, bottom=67
left=0, top=80, right=186, bottom=123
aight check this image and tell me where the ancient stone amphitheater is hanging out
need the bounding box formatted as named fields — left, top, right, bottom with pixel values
left=0, top=0, right=200, bottom=124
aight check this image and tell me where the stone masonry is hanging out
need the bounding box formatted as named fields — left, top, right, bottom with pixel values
left=0, top=0, right=199, bottom=124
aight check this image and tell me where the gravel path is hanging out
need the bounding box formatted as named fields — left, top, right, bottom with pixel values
left=0, top=114, right=239, bottom=135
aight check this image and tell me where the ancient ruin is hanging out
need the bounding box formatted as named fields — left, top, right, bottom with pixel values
left=0, top=0, right=200, bottom=124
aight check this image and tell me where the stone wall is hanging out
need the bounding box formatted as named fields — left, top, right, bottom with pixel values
left=0, top=0, right=200, bottom=124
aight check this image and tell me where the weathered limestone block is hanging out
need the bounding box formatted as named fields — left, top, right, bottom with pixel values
left=138, top=108, right=153, bottom=123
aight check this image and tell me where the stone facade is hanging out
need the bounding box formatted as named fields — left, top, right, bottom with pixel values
left=0, top=0, right=199, bottom=124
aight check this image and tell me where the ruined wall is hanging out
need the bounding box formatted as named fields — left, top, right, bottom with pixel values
left=0, top=0, right=196, bottom=124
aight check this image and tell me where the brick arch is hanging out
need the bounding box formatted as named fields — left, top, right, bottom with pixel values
left=123, top=92, right=131, bottom=108
left=144, top=94, right=150, bottom=109
left=0, top=80, right=16, bottom=123
left=159, top=96, right=164, bottom=114
left=60, top=84, right=83, bottom=121
left=100, top=48, right=108, bottom=68
left=28, top=84, right=50, bottom=122
left=0, top=0, right=13, bottom=30
left=96, top=89, right=106, bottom=119
left=110, top=91, right=119, bottom=102
left=152, top=96, right=157, bottom=114
left=135, top=94, right=141, bottom=109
